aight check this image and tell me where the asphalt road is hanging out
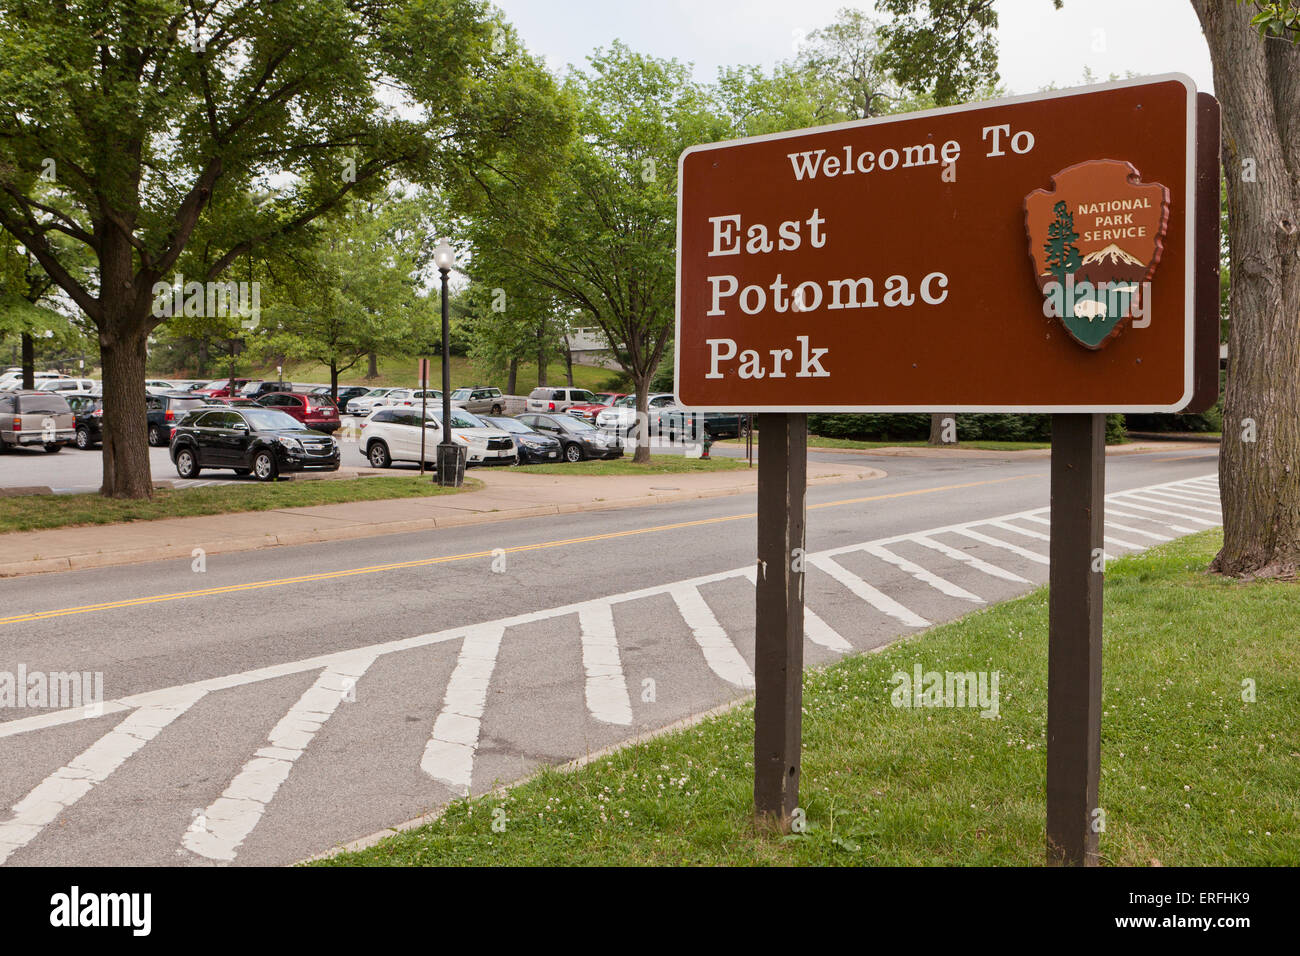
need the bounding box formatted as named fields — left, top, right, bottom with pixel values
left=0, top=449, right=1221, bottom=865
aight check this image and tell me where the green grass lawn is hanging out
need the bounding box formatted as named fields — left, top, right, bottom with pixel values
left=316, top=530, right=1298, bottom=867
left=514, top=455, right=749, bottom=476
left=268, top=355, right=615, bottom=394
left=0, top=476, right=481, bottom=534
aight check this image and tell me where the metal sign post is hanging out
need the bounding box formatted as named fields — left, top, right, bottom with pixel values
left=753, top=413, right=807, bottom=827
left=1046, top=413, right=1106, bottom=865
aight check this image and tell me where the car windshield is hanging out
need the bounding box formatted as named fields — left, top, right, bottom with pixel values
left=19, top=395, right=70, bottom=414
left=429, top=410, right=486, bottom=429
left=202, top=380, right=226, bottom=389
left=451, top=389, right=472, bottom=399
left=486, top=417, right=529, bottom=434
left=366, top=389, right=391, bottom=397
left=613, top=395, right=637, bottom=408
left=240, top=408, right=307, bottom=431
left=560, top=416, right=597, bottom=432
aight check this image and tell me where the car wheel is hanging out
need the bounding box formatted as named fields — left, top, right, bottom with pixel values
left=490, top=404, right=502, bottom=415
left=147, top=424, right=165, bottom=447
left=75, top=426, right=92, bottom=449
left=175, top=448, right=200, bottom=478
left=43, top=443, right=62, bottom=453
left=252, top=450, right=278, bottom=481
left=367, top=441, right=392, bottom=468
left=564, top=443, right=583, bottom=463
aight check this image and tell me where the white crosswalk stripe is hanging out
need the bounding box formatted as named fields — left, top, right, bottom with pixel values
left=668, top=584, right=755, bottom=689
left=909, top=534, right=1031, bottom=583
left=420, top=625, right=507, bottom=796
left=0, top=472, right=1220, bottom=864
left=862, top=543, right=984, bottom=603
left=185, top=656, right=375, bottom=861
left=579, top=604, right=633, bottom=726
left=0, top=688, right=206, bottom=864
left=808, top=554, right=932, bottom=627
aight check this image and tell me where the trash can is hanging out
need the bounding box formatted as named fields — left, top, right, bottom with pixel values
left=435, top=442, right=467, bottom=487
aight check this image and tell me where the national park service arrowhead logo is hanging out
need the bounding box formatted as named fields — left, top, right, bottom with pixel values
left=1025, top=159, right=1169, bottom=349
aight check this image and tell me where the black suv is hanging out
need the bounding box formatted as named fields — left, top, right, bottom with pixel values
left=147, top=391, right=209, bottom=446
left=169, top=406, right=340, bottom=481
left=67, top=394, right=104, bottom=449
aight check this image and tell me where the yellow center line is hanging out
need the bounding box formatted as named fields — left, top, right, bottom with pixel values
left=2, top=473, right=1040, bottom=626
left=1147, top=454, right=1219, bottom=463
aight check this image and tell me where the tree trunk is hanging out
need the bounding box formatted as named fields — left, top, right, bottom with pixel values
left=633, top=373, right=652, bottom=465
left=330, top=361, right=339, bottom=405
left=506, top=357, right=518, bottom=395
left=367, top=351, right=378, bottom=379
left=99, top=326, right=154, bottom=499
left=20, top=332, right=34, bottom=390
left=928, top=412, right=955, bottom=445
left=1193, top=1, right=1300, bottom=578
left=197, top=340, right=208, bottom=378
left=536, top=341, right=547, bottom=386
left=565, top=346, right=574, bottom=386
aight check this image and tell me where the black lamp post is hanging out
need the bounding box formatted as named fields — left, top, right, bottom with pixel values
left=433, top=239, right=463, bottom=486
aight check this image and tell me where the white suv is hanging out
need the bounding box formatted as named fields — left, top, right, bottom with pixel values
left=526, top=386, right=598, bottom=413
left=359, top=407, right=516, bottom=468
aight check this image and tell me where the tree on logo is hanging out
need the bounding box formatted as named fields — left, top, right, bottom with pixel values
left=1043, top=200, right=1083, bottom=283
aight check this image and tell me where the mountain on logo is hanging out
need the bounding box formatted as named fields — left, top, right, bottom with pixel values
left=1076, top=242, right=1148, bottom=287
left=1080, top=243, right=1144, bottom=267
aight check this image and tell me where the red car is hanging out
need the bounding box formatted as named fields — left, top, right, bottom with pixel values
left=566, top=391, right=627, bottom=423
left=193, top=378, right=252, bottom=398
left=256, top=391, right=340, bottom=433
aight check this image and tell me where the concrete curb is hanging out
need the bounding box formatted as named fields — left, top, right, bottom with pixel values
left=0, top=468, right=881, bottom=579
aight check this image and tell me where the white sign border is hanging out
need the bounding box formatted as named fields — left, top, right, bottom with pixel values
left=673, top=73, right=1199, bottom=414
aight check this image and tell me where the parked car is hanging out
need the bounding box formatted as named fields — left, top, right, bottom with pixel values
left=0, top=390, right=75, bottom=452
left=343, top=390, right=392, bottom=416
left=193, top=378, right=252, bottom=398
left=566, top=391, right=626, bottom=423
left=311, top=385, right=370, bottom=409
left=145, top=379, right=176, bottom=394
left=66, top=394, right=104, bottom=449
left=479, top=415, right=563, bottom=464
left=360, top=407, right=516, bottom=468
left=170, top=406, right=340, bottom=481
left=595, top=393, right=679, bottom=437
left=36, top=377, right=98, bottom=394
left=516, top=412, right=623, bottom=462
left=240, top=380, right=291, bottom=399
left=450, top=386, right=506, bottom=415
left=0, top=370, right=63, bottom=391
left=147, top=391, right=210, bottom=446
left=525, top=386, right=599, bottom=413
left=256, top=391, right=341, bottom=433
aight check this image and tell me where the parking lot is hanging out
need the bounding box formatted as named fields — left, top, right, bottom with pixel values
left=1, top=413, right=726, bottom=493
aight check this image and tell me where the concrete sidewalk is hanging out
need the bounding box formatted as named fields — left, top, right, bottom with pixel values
left=0, top=460, right=883, bottom=578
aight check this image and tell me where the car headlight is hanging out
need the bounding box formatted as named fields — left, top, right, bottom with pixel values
left=278, top=436, right=303, bottom=452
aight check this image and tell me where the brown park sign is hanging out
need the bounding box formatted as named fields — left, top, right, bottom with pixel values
left=675, top=75, right=1202, bottom=412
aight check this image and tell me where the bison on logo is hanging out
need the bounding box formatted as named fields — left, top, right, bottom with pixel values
left=1025, top=159, right=1169, bottom=349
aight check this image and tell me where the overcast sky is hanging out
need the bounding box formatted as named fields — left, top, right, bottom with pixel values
left=492, top=0, right=1214, bottom=96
